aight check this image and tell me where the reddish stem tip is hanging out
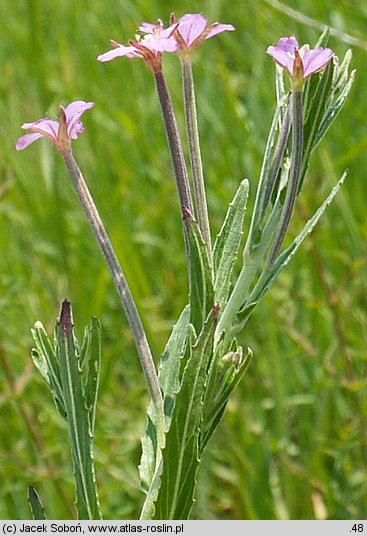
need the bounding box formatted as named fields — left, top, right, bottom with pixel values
left=59, top=299, right=73, bottom=333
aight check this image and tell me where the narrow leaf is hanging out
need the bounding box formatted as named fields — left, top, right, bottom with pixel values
left=245, top=94, right=290, bottom=252
left=302, top=28, right=329, bottom=117
left=56, top=300, right=102, bottom=520
left=139, top=306, right=190, bottom=497
left=187, top=214, right=214, bottom=333
left=79, top=325, right=90, bottom=369
left=28, top=486, right=47, bottom=520
left=300, top=60, right=334, bottom=188
left=31, top=323, right=66, bottom=418
left=84, top=317, right=102, bottom=436
left=159, top=305, right=191, bottom=425
left=213, top=179, right=249, bottom=308
left=315, top=54, right=355, bottom=146
left=201, top=345, right=252, bottom=450
left=246, top=171, right=348, bottom=306
left=153, top=306, right=220, bottom=520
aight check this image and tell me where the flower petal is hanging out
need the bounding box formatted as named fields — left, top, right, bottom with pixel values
left=206, top=23, right=235, bottom=39
left=64, top=100, right=94, bottom=137
left=267, top=46, right=294, bottom=75
left=276, top=35, right=299, bottom=53
left=302, top=48, right=334, bottom=78
left=69, top=120, right=84, bottom=140
left=141, top=37, right=178, bottom=53
left=176, top=13, right=208, bottom=46
left=159, top=22, right=179, bottom=39
left=21, top=118, right=60, bottom=141
left=97, top=45, right=140, bottom=62
left=16, top=132, right=44, bottom=151
left=139, top=22, right=157, bottom=34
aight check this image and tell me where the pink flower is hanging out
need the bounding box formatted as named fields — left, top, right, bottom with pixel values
left=267, top=36, right=333, bottom=85
left=97, top=19, right=178, bottom=72
left=16, top=101, right=94, bottom=155
left=172, top=13, right=235, bottom=58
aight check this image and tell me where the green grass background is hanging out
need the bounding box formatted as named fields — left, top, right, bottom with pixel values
left=0, top=0, right=366, bottom=520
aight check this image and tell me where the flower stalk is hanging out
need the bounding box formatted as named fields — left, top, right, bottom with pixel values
left=260, top=104, right=292, bottom=219
left=268, top=88, right=303, bottom=264
left=182, top=59, right=212, bottom=264
left=63, top=151, right=165, bottom=440
left=154, top=70, right=194, bottom=258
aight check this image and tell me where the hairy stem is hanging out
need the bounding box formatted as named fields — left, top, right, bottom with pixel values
left=154, top=70, right=193, bottom=265
left=243, top=94, right=290, bottom=260
left=261, top=104, right=292, bottom=218
left=63, top=152, right=165, bottom=438
left=268, top=89, right=303, bottom=264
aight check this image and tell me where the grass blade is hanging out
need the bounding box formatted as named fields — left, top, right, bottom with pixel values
left=28, top=486, right=47, bottom=520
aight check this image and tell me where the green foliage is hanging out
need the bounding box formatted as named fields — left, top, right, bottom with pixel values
left=139, top=305, right=190, bottom=519
left=31, top=302, right=102, bottom=519
left=213, top=179, right=249, bottom=308
left=153, top=306, right=219, bottom=520
left=187, top=215, right=214, bottom=333
left=245, top=171, right=348, bottom=308
left=214, top=38, right=354, bottom=347
left=201, top=343, right=252, bottom=451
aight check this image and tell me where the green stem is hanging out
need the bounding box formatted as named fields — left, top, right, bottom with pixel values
left=243, top=94, right=290, bottom=259
left=63, top=152, right=165, bottom=443
left=182, top=60, right=212, bottom=265
left=268, top=89, right=303, bottom=264
left=214, top=201, right=282, bottom=345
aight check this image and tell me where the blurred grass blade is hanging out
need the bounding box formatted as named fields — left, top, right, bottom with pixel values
left=246, top=171, right=348, bottom=306
left=28, top=486, right=47, bottom=520
left=187, top=214, right=214, bottom=333
left=213, top=179, right=249, bottom=308
left=139, top=305, right=190, bottom=508
left=153, top=305, right=220, bottom=520
left=57, top=300, right=102, bottom=520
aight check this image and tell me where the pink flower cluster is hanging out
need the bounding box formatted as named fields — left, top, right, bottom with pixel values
left=97, top=13, right=235, bottom=68
left=16, top=14, right=335, bottom=152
